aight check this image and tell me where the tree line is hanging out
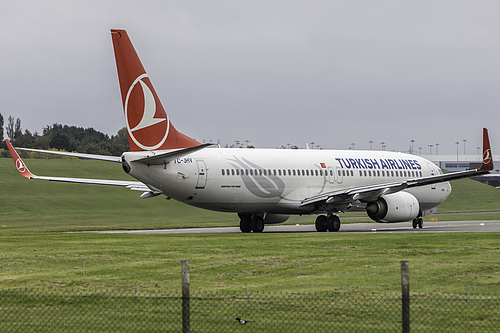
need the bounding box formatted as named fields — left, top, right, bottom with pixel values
left=0, top=113, right=129, bottom=157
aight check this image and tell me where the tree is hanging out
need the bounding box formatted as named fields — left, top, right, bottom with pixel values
left=0, top=113, right=4, bottom=142
left=0, top=113, right=4, bottom=149
left=6, top=116, right=22, bottom=141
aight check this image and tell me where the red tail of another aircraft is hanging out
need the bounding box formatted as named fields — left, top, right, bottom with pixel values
left=111, top=29, right=200, bottom=151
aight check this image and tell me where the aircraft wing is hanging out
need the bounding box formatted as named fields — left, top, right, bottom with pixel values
left=301, top=168, right=489, bottom=207
left=15, top=147, right=121, bottom=162
left=5, top=140, right=153, bottom=194
left=302, top=128, right=493, bottom=207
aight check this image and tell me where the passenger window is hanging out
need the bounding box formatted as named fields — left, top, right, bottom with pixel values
left=222, top=169, right=225, bottom=176
left=368, top=170, right=371, bottom=177
left=293, top=170, right=296, bottom=176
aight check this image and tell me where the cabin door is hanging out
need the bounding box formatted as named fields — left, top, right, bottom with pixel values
left=195, top=160, right=207, bottom=189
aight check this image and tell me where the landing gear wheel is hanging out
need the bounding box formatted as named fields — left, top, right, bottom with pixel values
left=251, top=216, right=265, bottom=233
left=326, top=215, right=341, bottom=232
left=315, top=215, right=328, bottom=232
left=239, top=215, right=252, bottom=233
left=412, top=217, right=424, bottom=229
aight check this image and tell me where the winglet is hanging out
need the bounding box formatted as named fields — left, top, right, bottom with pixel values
left=4, top=140, right=36, bottom=178
left=480, top=128, right=493, bottom=171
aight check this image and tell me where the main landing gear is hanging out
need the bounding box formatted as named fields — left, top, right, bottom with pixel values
left=239, top=213, right=264, bottom=233
left=412, top=217, right=423, bottom=229
left=315, top=214, right=341, bottom=232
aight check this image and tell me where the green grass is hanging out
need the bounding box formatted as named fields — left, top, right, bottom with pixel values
left=1, top=158, right=499, bottom=232
left=1, top=158, right=499, bottom=331
left=0, top=158, right=236, bottom=231
left=1, top=232, right=499, bottom=295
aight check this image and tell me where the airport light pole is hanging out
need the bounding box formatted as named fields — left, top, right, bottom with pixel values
left=381, top=142, right=385, bottom=151
left=428, top=144, right=433, bottom=155
left=435, top=143, right=439, bottom=155
left=369, top=140, right=373, bottom=150
left=455, top=142, right=459, bottom=169
left=410, top=140, right=415, bottom=154
left=463, top=139, right=466, bottom=155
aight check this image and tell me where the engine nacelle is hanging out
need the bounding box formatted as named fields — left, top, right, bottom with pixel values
left=366, top=192, right=419, bottom=223
left=263, top=214, right=290, bottom=224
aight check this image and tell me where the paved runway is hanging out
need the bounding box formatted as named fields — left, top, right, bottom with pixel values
left=90, top=220, right=500, bottom=234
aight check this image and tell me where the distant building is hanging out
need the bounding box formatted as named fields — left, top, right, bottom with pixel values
left=419, top=154, right=499, bottom=174
left=419, top=154, right=500, bottom=188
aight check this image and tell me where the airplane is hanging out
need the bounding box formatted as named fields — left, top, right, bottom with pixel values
left=5, top=29, right=494, bottom=233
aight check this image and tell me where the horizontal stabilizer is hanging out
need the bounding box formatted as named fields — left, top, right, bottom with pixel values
left=131, top=143, right=213, bottom=165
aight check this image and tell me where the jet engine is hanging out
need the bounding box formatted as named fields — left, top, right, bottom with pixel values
left=263, top=214, right=290, bottom=224
left=365, top=192, right=419, bottom=223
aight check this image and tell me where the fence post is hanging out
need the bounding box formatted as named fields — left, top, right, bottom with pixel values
left=401, top=260, right=410, bottom=333
left=182, top=260, right=190, bottom=333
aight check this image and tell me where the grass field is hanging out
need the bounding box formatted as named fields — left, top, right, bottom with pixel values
left=0, top=156, right=499, bottom=294
left=1, top=157, right=499, bottom=331
left=1, top=158, right=499, bottom=232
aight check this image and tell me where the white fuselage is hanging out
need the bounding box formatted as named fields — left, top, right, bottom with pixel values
left=122, top=148, right=451, bottom=216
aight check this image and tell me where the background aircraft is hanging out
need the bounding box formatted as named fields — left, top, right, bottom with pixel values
left=5, top=29, right=494, bottom=233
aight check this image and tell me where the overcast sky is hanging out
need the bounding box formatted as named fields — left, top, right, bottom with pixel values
left=2, top=1, right=499, bottom=154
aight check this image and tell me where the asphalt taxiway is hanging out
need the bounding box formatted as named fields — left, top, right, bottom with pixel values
left=89, top=220, right=500, bottom=234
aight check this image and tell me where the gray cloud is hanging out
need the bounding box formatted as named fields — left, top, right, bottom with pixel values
left=1, top=0, right=499, bottom=154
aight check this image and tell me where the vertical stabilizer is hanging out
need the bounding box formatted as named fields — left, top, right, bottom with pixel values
left=111, top=29, right=200, bottom=151
left=480, top=128, right=493, bottom=171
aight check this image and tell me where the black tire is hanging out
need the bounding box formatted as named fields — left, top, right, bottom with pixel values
left=327, top=215, right=341, bottom=232
left=418, top=218, right=423, bottom=229
left=251, top=216, right=265, bottom=233
left=315, top=215, right=328, bottom=232
left=412, top=219, right=418, bottom=229
left=239, top=215, right=252, bottom=233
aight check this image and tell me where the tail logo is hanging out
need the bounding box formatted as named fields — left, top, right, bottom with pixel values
left=483, top=148, right=492, bottom=164
left=16, top=158, right=27, bottom=173
left=125, top=74, right=170, bottom=150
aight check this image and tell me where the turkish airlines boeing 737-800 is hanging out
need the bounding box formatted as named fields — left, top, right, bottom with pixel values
left=5, top=29, right=494, bottom=233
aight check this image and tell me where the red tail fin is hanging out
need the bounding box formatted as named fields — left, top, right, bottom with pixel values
left=480, top=128, right=493, bottom=171
left=111, top=29, right=200, bottom=151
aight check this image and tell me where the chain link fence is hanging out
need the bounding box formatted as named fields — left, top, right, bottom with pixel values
left=1, top=287, right=499, bottom=332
